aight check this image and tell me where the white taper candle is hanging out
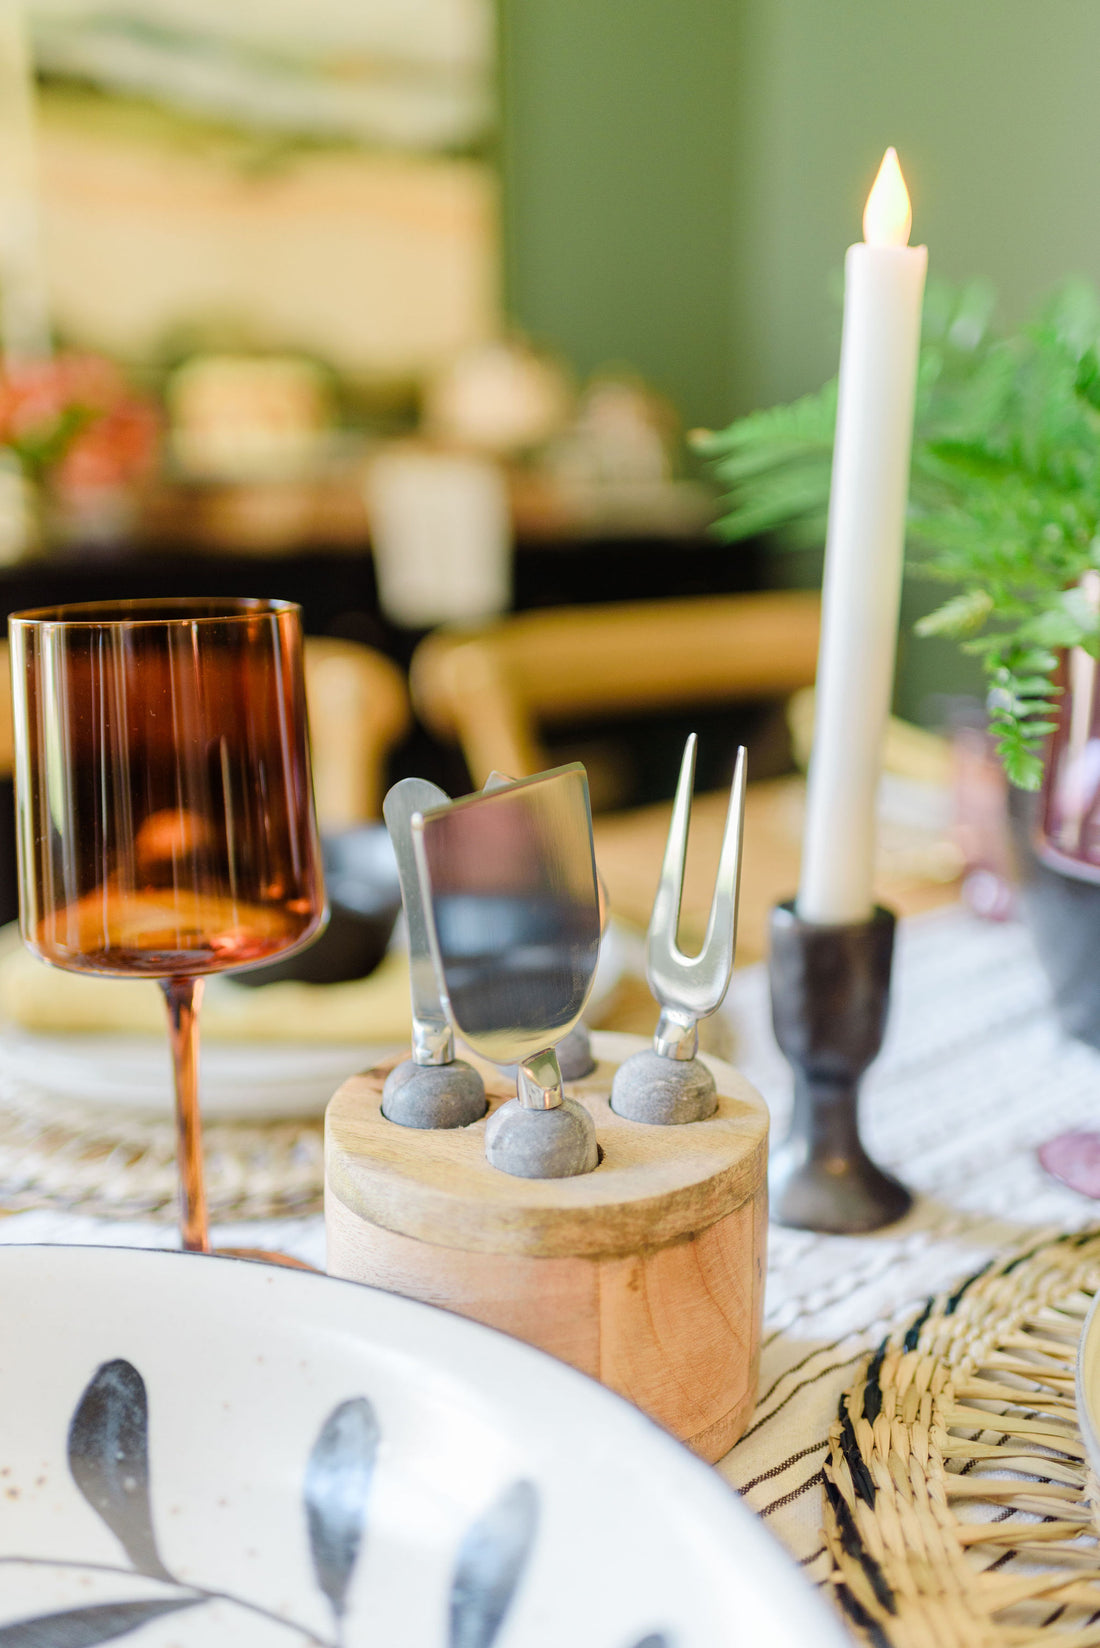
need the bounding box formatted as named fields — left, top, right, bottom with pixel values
left=797, top=148, right=927, bottom=925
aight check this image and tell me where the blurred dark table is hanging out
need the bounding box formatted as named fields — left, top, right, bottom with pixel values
left=0, top=533, right=771, bottom=925
left=0, top=531, right=761, bottom=651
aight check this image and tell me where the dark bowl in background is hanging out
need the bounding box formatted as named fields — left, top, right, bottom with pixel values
left=235, top=823, right=402, bottom=988
left=1008, top=787, right=1100, bottom=1050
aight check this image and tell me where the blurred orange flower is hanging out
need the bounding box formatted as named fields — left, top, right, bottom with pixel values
left=0, top=353, right=159, bottom=491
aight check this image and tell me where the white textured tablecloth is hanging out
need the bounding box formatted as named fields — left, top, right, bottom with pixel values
left=2, top=904, right=1096, bottom=1599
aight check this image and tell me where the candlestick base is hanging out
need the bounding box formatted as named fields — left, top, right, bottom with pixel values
left=767, top=900, right=912, bottom=1234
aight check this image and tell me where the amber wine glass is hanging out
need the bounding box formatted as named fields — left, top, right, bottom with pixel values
left=8, top=598, right=326, bottom=1256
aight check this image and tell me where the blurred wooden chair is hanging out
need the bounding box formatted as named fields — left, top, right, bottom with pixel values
left=0, top=635, right=410, bottom=829
left=303, top=638, right=410, bottom=826
left=411, top=592, right=822, bottom=785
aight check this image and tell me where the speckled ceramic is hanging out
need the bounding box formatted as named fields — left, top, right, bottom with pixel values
left=0, top=1246, right=846, bottom=1647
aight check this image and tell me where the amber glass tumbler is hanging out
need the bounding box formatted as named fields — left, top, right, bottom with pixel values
left=8, top=597, right=326, bottom=1252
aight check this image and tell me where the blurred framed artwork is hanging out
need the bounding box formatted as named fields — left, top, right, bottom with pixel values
left=18, top=0, right=499, bottom=387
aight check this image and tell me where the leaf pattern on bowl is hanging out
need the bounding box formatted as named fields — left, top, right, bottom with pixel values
left=66, top=1361, right=171, bottom=1583
left=304, top=1398, right=379, bottom=1628
left=0, top=1355, right=666, bottom=1646
left=0, top=1595, right=201, bottom=1647
left=449, top=1479, right=537, bottom=1648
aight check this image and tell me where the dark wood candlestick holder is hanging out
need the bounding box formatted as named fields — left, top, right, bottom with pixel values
left=767, top=900, right=912, bottom=1233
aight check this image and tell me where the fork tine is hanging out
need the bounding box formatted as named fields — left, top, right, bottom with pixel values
left=646, top=732, right=697, bottom=963
left=700, top=743, right=747, bottom=978
left=647, top=740, right=747, bottom=1020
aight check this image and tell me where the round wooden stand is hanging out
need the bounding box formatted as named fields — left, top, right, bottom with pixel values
left=325, top=1031, right=768, bottom=1463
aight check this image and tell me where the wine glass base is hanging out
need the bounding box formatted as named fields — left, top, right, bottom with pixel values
left=215, top=1246, right=317, bottom=1270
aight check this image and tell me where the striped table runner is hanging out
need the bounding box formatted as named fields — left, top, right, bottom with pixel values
left=718, top=904, right=1100, bottom=1592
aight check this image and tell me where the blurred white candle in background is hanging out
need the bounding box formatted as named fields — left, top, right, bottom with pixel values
left=0, top=3, right=50, bottom=361
left=797, top=148, right=927, bottom=925
left=366, top=444, right=512, bottom=629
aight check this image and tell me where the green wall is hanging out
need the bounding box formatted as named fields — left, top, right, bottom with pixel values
left=730, top=0, right=1100, bottom=414
left=498, top=0, right=745, bottom=431
left=502, top=0, right=1100, bottom=424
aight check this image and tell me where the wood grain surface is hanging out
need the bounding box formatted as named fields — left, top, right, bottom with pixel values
left=325, top=1032, right=768, bottom=1258
left=595, top=776, right=960, bottom=964
left=325, top=1032, right=767, bottom=1460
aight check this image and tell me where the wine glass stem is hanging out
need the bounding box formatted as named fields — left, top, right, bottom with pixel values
left=161, top=976, right=210, bottom=1254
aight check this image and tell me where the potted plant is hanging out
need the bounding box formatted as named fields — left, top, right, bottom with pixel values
left=699, top=280, right=1100, bottom=1043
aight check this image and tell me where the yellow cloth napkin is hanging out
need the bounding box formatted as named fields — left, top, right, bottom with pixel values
left=0, top=923, right=413, bottom=1045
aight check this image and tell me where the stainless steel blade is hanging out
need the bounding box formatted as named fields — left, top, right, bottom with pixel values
left=412, top=763, right=602, bottom=1069
left=383, top=777, right=453, bottom=1065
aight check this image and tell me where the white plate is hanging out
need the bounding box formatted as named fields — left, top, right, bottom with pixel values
left=0, top=1245, right=846, bottom=1647
left=0, top=924, right=636, bottom=1123
left=0, top=1029, right=397, bottom=1122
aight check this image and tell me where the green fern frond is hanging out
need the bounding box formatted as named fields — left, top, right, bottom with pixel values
left=980, top=642, right=1064, bottom=790
left=694, top=380, right=837, bottom=464
left=914, top=589, right=994, bottom=638
left=710, top=461, right=833, bottom=543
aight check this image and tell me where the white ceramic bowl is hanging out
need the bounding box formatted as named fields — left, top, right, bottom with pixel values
left=0, top=1245, right=846, bottom=1647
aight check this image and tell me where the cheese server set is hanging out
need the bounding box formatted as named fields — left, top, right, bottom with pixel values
left=381, top=737, right=746, bottom=1178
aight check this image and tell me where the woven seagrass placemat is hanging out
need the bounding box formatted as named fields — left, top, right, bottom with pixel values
left=824, top=1227, right=1100, bottom=1646
left=0, top=1081, right=324, bottom=1221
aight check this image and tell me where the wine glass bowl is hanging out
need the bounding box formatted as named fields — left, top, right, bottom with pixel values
left=8, top=597, right=326, bottom=1255
left=11, top=597, right=324, bottom=977
left=234, top=823, right=402, bottom=987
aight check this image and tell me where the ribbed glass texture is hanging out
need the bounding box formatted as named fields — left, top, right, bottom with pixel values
left=9, top=597, right=326, bottom=978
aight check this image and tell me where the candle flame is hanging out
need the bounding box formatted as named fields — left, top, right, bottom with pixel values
left=862, top=148, right=912, bottom=247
